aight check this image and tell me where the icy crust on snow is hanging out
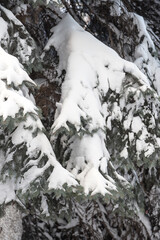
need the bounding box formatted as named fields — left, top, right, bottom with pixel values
left=0, top=48, right=77, bottom=205
left=0, top=5, right=37, bottom=69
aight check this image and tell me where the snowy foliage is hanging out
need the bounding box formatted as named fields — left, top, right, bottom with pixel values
left=45, top=13, right=159, bottom=201
left=0, top=47, right=77, bottom=207
left=106, top=0, right=160, bottom=94
left=43, top=13, right=160, bottom=238
left=0, top=4, right=40, bottom=73
left=0, top=1, right=160, bottom=239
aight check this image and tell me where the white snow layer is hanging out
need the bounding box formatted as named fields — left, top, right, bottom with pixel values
left=0, top=47, right=34, bottom=87
left=46, top=13, right=149, bottom=133
left=0, top=5, right=37, bottom=66
left=110, top=0, right=160, bottom=95
left=133, top=13, right=160, bottom=95
left=44, top=14, right=152, bottom=195
left=0, top=47, right=77, bottom=204
left=0, top=11, right=156, bottom=202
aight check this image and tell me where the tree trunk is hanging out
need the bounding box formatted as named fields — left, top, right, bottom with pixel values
left=0, top=203, right=23, bottom=240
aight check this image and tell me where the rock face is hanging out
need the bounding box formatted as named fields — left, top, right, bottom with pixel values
left=0, top=203, right=22, bottom=240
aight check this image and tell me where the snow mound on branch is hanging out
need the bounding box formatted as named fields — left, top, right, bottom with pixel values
left=0, top=5, right=38, bottom=71
left=0, top=47, right=35, bottom=87
left=109, top=0, right=160, bottom=95
left=0, top=47, right=77, bottom=205
left=0, top=47, right=36, bottom=121
left=45, top=13, right=149, bottom=133
left=133, top=14, right=160, bottom=94
left=45, top=14, right=149, bottom=195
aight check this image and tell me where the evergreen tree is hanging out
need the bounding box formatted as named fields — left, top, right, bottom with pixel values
left=0, top=0, right=159, bottom=239
left=44, top=13, right=160, bottom=239
left=0, top=46, right=77, bottom=239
